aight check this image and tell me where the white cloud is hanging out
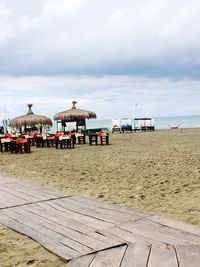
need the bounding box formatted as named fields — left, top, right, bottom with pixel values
left=0, top=1, right=199, bottom=122
left=111, top=10, right=123, bottom=22
left=43, top=0, right=83, bottom=17
left=0, top=3, right=13, bottom=46
left=0, top=0, right=200, bottom=75
left=0, top=75, right=199, bottom=121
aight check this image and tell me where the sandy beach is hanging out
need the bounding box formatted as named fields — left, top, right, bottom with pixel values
left=0, top=128, right=200, bottom=266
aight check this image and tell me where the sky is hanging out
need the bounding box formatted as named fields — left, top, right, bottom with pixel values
left=0, top=0, right=200, bottom=120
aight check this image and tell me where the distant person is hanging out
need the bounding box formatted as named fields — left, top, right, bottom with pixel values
left=0, top=126, right=4, bottom=134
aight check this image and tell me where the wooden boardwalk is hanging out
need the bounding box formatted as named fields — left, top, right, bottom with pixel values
left=0, top=175, right=200, bottom=266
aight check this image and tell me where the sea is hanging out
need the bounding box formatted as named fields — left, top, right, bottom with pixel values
left=52, top=115, right=200, bottom=132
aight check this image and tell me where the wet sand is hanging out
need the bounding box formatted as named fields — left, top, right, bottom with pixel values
left=0, top=128, right=200, bottom=266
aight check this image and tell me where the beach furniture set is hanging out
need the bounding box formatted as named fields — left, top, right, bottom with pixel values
left=0, top=102, right=110, bottom=151
left=0, top=130, right=109, bottom=154
left=112, top=118, right=133, bottom=133
left=88, top=131, right=109, bottom=145
left=0, top=134, right=31, bottom=154
left=35, top=131, right=109, bottom=148
left=112, top=117, right=155, bottom=133
left=134, top=118, right=155, bottom=131
left=81, top=128, right=109, bottom=145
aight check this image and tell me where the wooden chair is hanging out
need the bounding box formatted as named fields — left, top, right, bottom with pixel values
left=15, top=138, right=31, bottom=153
left=56, top=135, right=75, bottom=149
left=100, top=133, right=109, bottom=145
left=60, top=138, right=74, bottom=149
left=35, top=136, right=46, bottom=147
left=0, top=139, right=11, bottom=153
left=46, top=136, right=55, bottom=147
left=89, top=134, right=98, bottom=145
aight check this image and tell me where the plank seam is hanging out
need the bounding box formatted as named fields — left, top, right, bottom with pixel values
left=60, top=197, right=141, bottom=220
left=146, top=244, right=152, bottom=267
left=0, top=187, right=38, bottom=202
left=115, top=225, right=165, bottom=244
left=147, top=217, right=200, bottom=238
left=174, top=245, right=180, bottom=267
left=45, top=200, right=116, bottom=226
left=2, top=182, right=67, bottom=198
left=69, top=196, right=151, bottom=217
left=119, top=244, right=128, bottom=267
left=0, top=196, right=71, bottom=210
left=95, top=230, right=130, bottom=244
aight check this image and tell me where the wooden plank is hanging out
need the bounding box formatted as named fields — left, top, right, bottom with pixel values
left=51, top=199, right=117, bottom=226
left=17, top=206, right=118, bottom=251
left=51, top=198, right=123, bottom=226
left=21, top=203, right=96, bottom=234
left=99, top=226, right=154, bottom=244
left=3, top=182, right=49, bottom=201
left=87, top=231, right=123, bottom=246
left=0, top=175, right=18, bottom=184
left=0, top=189, right=27, bottom=208
left=120, top=219, right=200, bottom=245
left=9, top=207, right=94, bottom=255
left=70, top=195, right=149, bottom=218
left=120, top=244, right=150, bottom=267
left=59, top=197, right=139, bottom=223
left=149, top=215, right=200, bottom=237
left=0, top=184, right=39, bottom=202
left=67, top=254, right=96, bottom=267
left=0, top=212, right=77, bottom=260
left=2, top=209, right=82, bottom=257
left=6, top=181, right=69, bottom=199
left=148, top=244, right=178, bottom=267
left=89, top=245, right=127, bottom=267
left=19, top=204, right=121, bottom=250
left=38, top=201, right=114, bottom=230
left=176, top=245, right=200, bottom=267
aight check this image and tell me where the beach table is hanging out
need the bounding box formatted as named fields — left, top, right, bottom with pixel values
left=75, top=132, right=86, bottom=144
left=88, top=133, right=98, bottom=145
left=0, top=137, right=31, bottom=154
left=55, top=134, right=75, bottom=149
left=0, top=138, right=12, bottom=152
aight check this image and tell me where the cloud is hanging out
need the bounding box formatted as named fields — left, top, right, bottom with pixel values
left=43, top=0, right=83, bottom=17
left=0, top=0, right=200, bottom=77
left=0, top=75, right=199, bottom=121
left=0, top=1, right=199, bottom=121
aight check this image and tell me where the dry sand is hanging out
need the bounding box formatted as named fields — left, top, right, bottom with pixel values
left=0, top=128, right=200, bottom=266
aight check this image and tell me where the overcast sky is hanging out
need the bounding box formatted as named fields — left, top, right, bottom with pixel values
left=0, top=0, right=200, bottom=120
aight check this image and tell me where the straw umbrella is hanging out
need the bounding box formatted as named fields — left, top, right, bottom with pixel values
left=9, top=104, right=52, bottom=133
left=54, top=101, right=96, bottom=132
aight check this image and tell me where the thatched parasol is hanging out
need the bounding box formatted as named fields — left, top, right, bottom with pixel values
left=9, top=104, right=52, bottom=130
left=53, top=101, right=96, bottom=131
left=54, top=101, right=96, bottom=121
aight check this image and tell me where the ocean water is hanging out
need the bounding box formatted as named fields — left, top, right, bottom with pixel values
left=52, top=115, right=200, bottom=132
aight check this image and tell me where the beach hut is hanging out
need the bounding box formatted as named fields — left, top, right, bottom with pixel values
left=9, top=104, right=52, bottom=133
left=53, top=101, right=97, bottom=132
